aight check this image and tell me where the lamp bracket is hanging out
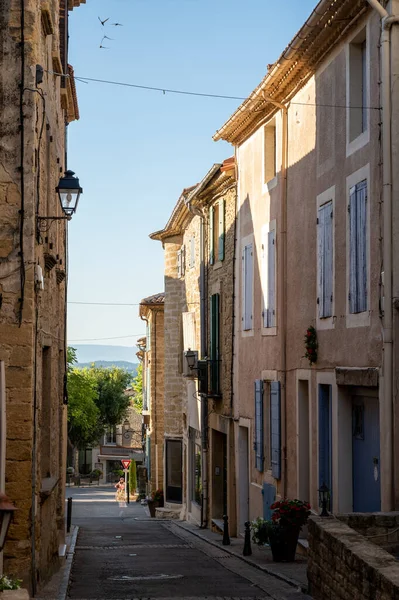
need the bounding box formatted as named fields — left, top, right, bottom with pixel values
left=37, top=216, right=71, bottom=233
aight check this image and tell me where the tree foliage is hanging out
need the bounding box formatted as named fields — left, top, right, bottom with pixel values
left=67, top=347, right=132, bottom=449
left=131, top=363, right=143, bottom=412
left=129, top=459, right=137, bottom=493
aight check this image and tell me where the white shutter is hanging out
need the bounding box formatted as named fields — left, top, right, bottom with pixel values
left=267, top=230, right=276, bottom=326
left=177, top=249, right=182, bottom=278
left=182, top=312, right=196, bottom=350
left=242, top=243, right=253, bottom=330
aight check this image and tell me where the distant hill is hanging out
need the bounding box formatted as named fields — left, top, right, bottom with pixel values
left=76, top=360, right=138, bottom=374
left=72, top=344, right=137, bottom=363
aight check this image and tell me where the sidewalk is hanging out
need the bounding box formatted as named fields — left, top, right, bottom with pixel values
left=35, top=525, right=79, bottom=600
left=174, top=520, right=309, bottom=594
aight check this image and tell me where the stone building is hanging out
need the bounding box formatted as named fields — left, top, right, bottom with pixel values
left=183, top=158, right=237, bottom=532
left=214, top=0, right=399, bottom=522
left=0, top=0, right=83, bottom=591
left=139, top=293, right=165, bottom=494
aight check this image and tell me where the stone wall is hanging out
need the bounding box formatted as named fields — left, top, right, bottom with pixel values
left=308, top=516, right=399, bottom=600
left=0, top=0, right=81, bottom=590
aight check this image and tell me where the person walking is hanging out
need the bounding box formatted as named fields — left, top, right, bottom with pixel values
left=114, top=477, right=126, bottom=503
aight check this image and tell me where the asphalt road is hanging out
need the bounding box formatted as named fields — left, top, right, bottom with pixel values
left=66, top=487, right=306, bottom=600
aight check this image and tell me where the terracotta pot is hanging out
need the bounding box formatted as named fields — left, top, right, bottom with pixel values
left=268, top=526, right=300, bottom=562
left=147, top=500, right=159, bottom=518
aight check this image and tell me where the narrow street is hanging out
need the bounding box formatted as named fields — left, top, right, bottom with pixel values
left=66, top=487, right=307, bottom=600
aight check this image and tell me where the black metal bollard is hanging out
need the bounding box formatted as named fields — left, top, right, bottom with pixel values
left=127, top=484, right=130, bottom=504
left=243, top=521, right=252, bottom=556
left=66, top=497, right=73, bottom=533
left=222, top=514, right=230, bottom=545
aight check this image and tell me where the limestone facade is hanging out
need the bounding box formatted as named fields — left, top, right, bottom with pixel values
left=214, top=0, right=399, bottom=524
left=139, top=294, right=165, bottom=493
left=0, top=0, right=82, bottom=591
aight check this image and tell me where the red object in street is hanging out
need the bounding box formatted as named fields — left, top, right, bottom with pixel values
left=121, top=459, right=131, bottom=470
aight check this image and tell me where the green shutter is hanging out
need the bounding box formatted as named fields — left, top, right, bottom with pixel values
left=218, top=198, right=225, bottom=262
left=210, top=293, right=220, bottom=394
left=209, top=206, right=215, bottom=265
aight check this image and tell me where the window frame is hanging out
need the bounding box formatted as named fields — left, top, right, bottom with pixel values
left=263, top=118, right=277, bottom=187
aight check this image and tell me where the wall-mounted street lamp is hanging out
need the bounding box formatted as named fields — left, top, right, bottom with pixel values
left=0, top=493, right=17, bottom=552
left=318, top=483, right=330, bottom=517
left=37, top=170, right=83, bottom=232
left=185, top=349, right=198, bottom=371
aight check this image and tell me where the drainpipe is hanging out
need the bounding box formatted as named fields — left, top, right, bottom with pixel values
left=263, top=94, right=288, bottom=498
left=365, top=0, right=399, bottom=511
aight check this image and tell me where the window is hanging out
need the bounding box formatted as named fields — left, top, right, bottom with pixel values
left=209, top=199, right=225, bottom=265
left=317, top=201, right=333, bottom=318
left=242, top=243, right=253, bottom=331
left=177, top=245, right=185, bottom=278
left=210, top=294, right=220, bottom=395
left=349, top=32, right=368, bottom=142
left=165, top=439, right=183, bottom=503
left=261, top=226, right=276, bottom=328
left=349, top=180, right=367, bottom=314
left=264, top=120, right=276, bottom=183
left=105, top=426, right=117, bottom=445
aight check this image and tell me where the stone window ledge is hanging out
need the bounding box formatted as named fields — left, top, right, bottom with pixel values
left=40, top=476, right=59, bottom=503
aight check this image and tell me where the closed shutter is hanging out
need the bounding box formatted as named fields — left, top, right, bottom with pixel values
left=181, top=245, right=186, bottom=277
left=270, top=381, right=281, bottom=480
left=243, top=243, right=253, bottom=330
left=255, top=379, right=264, bottom=472
left=146, top=366, right=151, bottom=410
left=182, top=312, right=196, bottom=350
left=210, top=294, right=220, bottom=394
left=177, top=249, right=182, bottom=278
left=349, top=181, right=367, bottom=313
left=318, top=201, right=333, bottom=318
left=218, top=198, right=225, bottom=262
left=209, top=206, right=215, bottom=265
left=261, top=228, right=268, bottom=328
left=267, top=230, right=276, bottom=326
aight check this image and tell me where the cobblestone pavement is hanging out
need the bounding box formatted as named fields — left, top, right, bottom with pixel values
left=40, top=487, right=311, bottom=600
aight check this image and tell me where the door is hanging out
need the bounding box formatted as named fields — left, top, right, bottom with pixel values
left=165, top=439, right=182, bottom=503
left=318, top=384, right=332, bottom=510
left=352, top=396, right=381, bottom=512
left=238, top=427, right=249, bottom=533
left=211, top=430, right=227, bottom=518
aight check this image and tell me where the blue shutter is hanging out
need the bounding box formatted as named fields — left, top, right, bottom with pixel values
left=318, top=202, right=333, bottom=318
left=262, top=483, right=276, bottom=521
left=270, top=381, right=281, bottom=480
left=349, top=181, right=367, bottom=314
left=243, top=243, right=253, bottom=330
left=254, top=379, right=264, bottom=472
left=318, top=384, right=332, bottom=509
left=209, top=206, right=215, bottom=265
left=267, top=230, right=276, bottom=327
left=218, top=198, right=225, bottom=262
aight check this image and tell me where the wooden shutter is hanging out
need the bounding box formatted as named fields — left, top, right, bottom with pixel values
left=177, top=249, right=182, bottom=278
left=255, top=379, right=264, bottom=472
left=349, top=181, right=367, bottom=313
left=182, top=312, right=196, bottom=350
left=270, top=381, right=281, bottom=480
left=210, top=294, right=220, bottom=394
left=209, top=206, right=215, bottom=265
left=267, top=230, right=276, bottom=326
left=218, top=198, right=225, bottom=262
left=261, top=228, right=268, bottom=328
left=242, top=243, right=253, bottom=330
left=318, top=202, right=333, bottom=318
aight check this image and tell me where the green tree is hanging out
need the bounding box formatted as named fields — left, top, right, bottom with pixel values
left=129, top=459, right=137, bottom=493
left=67, top=348, right=101, bottom=449
left=92, top=366, right=132, bottom=426
left=131, top=363, right=143, bottom=412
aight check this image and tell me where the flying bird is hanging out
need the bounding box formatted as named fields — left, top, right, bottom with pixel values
left=112, top=23, right=123, bottom=26
left=99, top=44, right=110, bottom=49
left=101, top=35, right=114, bottom=43
left=98, top=16, right=110, bottom=26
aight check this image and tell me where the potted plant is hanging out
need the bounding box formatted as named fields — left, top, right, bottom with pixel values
left=147, top=489, right=164, bottom=517
left=0, top=575, right=28, bottom=599
left=251, top=499, right=311, bottom=562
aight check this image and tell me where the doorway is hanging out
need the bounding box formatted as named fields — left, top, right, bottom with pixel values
left=298, top=380, right=310, bottom=502
left=211, top=430, right=227, bottom=519
left=352, top=395, right=380, bottom=512
left=165, top=439, right=182, bottom=503
left=238, top=426, right=249, bottom=533
left=318, top=384, right=332, bottom=510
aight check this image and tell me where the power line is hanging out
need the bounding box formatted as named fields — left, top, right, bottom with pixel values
left=45, top=70, right=381, bottom=109
left=68, top=333, right=145, bottom=342
left=68, top=301, right=140, bottom=306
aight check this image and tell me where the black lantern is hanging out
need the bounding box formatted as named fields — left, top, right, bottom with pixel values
left=0, top=493, right=17, bottom=551
left=56, top=170, right=83, bottom=217
left=318, top=483, right=330, bottom=517
left=185, top=349, right=197, bottom=370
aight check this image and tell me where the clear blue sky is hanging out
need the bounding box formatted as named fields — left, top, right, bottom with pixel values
left=67, top=0, right=316, bottom=359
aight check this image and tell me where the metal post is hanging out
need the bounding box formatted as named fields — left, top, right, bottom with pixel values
left=222, top=514, right=230, bottom=545
left=243, top=521, right=252, bottom=556
left=66, top=497, right=72, bottom=533
left=124, top=468, right=129, bottom=504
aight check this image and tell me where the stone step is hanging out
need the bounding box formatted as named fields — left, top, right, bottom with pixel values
left=296, top=538, right=309, bottom=557
left=155, top=506, right=181, bottom=519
